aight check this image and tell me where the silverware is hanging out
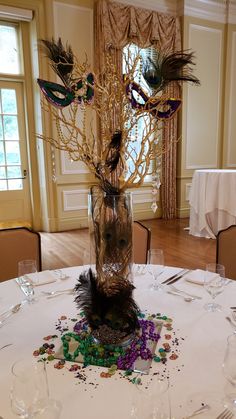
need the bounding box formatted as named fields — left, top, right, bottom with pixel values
left=167, top=290, right=195, bottom=302
left=0, top=303, right=21, bottom=322
left=169, top=284, right=202, bottom=300
left=167, top=269, right=190, bottom=285
left=46, top=289, right=74, bottom=299
left=161, top=269, right=187, bottom=285
left=216, top=407, right=234, bottom=419
left=232, top=311, right=236, bottom=322
left=42, top=288, right=73, bottom=296
left=185, top=404, right=210, bottom=418
left=0, top=343, right=13, bottom=351
left=225, top=316, right=236, bottom=331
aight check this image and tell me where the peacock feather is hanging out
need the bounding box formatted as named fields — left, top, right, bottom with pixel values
left=143, top=50, right=200, bottom=93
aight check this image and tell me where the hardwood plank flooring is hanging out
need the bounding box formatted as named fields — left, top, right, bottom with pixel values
left=40, top=218, right=216, bottom=271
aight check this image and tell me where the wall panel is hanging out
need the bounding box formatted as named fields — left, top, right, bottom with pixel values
left=226, top=30, right=236, bottom=167
left=185, top=24, right=223, bottom=169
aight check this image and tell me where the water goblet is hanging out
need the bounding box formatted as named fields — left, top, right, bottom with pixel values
left=204, top=263, right=225, bottom=312
left=147, top=249, right=165, bottom=291
left=18, top=260, right=37, bottom=303
left=222, top=333, right=236, bottom=411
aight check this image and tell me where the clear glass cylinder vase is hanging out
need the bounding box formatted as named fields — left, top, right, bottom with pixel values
left=88, top=186, right=133, bottom=297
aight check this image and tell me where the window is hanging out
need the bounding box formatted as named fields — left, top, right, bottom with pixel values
left=0, top=22, right=21, bottom=74
left=123, top=44, right=161, bottom=184
left=0, top=22, right=24, bottom=191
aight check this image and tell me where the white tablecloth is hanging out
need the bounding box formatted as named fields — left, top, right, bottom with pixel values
left=0, top=265, right=236, bottom=419
left=189, top=169, right=236, bottom=239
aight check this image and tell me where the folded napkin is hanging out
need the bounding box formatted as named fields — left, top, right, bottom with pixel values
left=24, top=270, right=57, bottom=286
left=184, top=269, right=219, bottom=285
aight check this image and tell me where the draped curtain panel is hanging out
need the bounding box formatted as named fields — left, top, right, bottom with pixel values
left=94, top=0, right=181, bottom=219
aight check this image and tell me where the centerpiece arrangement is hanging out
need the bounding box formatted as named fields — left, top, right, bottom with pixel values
left=37, top=38, right=199, bottom=360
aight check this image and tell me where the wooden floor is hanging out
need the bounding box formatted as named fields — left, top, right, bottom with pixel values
left=40, top=218, right=216, bottom=271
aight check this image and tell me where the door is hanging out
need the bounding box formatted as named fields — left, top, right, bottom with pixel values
left=0, top=80, right=32, bottom=227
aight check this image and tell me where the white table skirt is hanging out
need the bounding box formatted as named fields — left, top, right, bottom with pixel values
left=0, top=265, right=235, bottom=419
left=189, top=169, right=236, bottom=239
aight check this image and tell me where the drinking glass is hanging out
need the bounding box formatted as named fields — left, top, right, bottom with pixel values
left=204, top=263, right=225, bottom=312
left=147, top=249, right=165, bottom=291
left=18, top=260, right=37, bottom=303
left=10, top=359, right=49, bottom=418
left=222, top=334, right=236, bottom=410
left=131, top=377, right=170, bottom=418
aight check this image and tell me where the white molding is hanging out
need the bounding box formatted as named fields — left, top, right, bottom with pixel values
left=0, top=5, right=33, bottom=21
left=227, top=30, right=236, bottom=167
left=63, top=189, right=89, bottom=211
left=60, top=152, right=89, bottom=175
left=183, top=0, right=226, bottom=23
left=186, top=164, right=217, bottom=169
left=131, top=189, right=153, bottom=204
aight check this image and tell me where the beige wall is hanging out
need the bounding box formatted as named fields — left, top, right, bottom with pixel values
left=177, top=6, right=236, bottom=217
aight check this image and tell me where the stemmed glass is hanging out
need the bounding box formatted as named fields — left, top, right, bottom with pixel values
left=222, top=334, right=236, bottom=410
left=204, top=263, right=225, bottom=312
left=18, top=260, right=37, bottom=303
left=147, top=249, right=165, bottom=291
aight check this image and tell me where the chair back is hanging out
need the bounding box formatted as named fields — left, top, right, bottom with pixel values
left=0, top=227, right=42, bottom=282
left=216, top=225, right=236, bottom=280
left=133, top=221, right=151, bottom=264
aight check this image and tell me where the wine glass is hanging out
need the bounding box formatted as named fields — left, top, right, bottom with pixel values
left=147, top=249, right=165, bottom=291
left=18, top=260, right=37, bottom=303
left=204, top=263, right=225, bottom=312
left=222, top=334, right=236, bottom=410
left=10, top=359, right=49, bottom=418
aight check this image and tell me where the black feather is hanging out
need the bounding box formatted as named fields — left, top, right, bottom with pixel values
left=40, top=38, right=74, bottom=85
left=106, top=131, right=122, bottom=172
left=109, top=130, right=122, bottom=150
left=143, top=50, right=200, bottom=92
left=74, top=269, right=139, bottom=336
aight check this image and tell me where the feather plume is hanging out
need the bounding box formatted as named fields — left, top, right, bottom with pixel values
left=74, top=269, right=139, bottom=336
left=106, top=131, right=122, bottom=173
left=143, top=50, right=200, bottom=93
left=40, top=38, right=74, bottom=85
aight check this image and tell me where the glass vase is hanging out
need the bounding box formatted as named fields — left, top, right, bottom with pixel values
left=88, top=186, right=133, bottom=296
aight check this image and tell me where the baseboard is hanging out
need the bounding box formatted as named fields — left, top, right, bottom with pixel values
left=177, top=207, right=190, bottom=218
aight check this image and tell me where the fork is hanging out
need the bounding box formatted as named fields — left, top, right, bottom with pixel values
left=216, top=407, right=234, bottom=419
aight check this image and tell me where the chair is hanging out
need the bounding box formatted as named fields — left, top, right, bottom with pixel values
left=0, top=227, right=42, bottom=282
left=216, top=225, right=236, bottom=280
left=133, top=221, right=151, bottom=264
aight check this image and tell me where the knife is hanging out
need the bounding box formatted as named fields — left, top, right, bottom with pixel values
left=161, top=269, right=187, bottom=285
left=166, top=269, right=190, bottom=285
